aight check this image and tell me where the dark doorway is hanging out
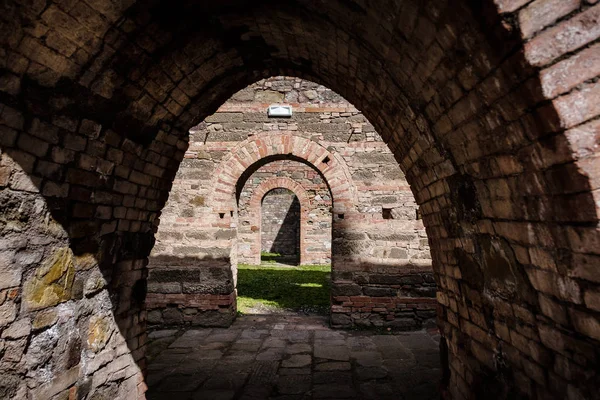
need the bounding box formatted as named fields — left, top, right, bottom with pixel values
left=261, top=188, right=301, bottom=266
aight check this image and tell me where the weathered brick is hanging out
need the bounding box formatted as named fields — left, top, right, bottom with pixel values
left=553, top=81, right=600, bottom=129
left=541, top=43, right=600, bottom=99
left=1, top=107, right=24, bottom=130
left=519, top=0, right=581, bottom=39
left=17, top=133, right=49, bottom=157
left=525, top=4, right=600, bottom=67
left=569, top=308, right=600, bottom=341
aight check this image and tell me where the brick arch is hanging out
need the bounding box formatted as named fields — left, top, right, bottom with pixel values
left=242, top=177, right=313, bottom=265
left=209, top=133, right=357, bottom=214
left=1, top=1, right=600, bottom=399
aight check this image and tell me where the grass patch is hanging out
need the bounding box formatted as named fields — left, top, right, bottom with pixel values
left=260, top=251, right=280, bottom=264
left=237, top=264, right=331, bottom=315
left=260, top=251, right=298, bottom=265
left=260, top=251, right=282, bottom=257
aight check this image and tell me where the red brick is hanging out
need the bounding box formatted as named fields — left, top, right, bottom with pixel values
left=519, top=0, right=580, bottom=39
left=525, top=4, right=600, bottom=67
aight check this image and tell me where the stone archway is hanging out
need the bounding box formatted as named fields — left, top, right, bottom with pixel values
left=243, top=176, right=314, bottom=266
left=0, top=1, right=599, bottom=399
left=210, top=132, right=358, bottom=215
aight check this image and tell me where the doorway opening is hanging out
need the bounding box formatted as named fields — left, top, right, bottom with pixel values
left=261, top=188, right=301, bottom=266
left=235, top=160, right=334, bottom=316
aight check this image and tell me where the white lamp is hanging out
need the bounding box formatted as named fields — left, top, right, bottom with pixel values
left=267, top=104, right=293, bottom=117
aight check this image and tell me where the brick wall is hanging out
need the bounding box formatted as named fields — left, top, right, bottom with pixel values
left=148, top=76, right=434, bottom=329
left=1, top=1, right=599, bottom=399
left=238, top=159, right=333, bottom=265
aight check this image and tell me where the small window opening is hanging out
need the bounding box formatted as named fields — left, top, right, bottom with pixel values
left=219, top=212, right=225, bottom=219
left=322, top=156, right=331, bottom=165
left=416, top=208, right=422, bottom=220
left=338, top=213, right=344, bottom=219
left=230, top=210, right=234, bottom=217
left=382, top=208, right=393, bottom=220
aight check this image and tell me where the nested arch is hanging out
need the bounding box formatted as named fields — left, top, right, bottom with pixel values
left=246, top=177, right=312, bottom=265
left=210, top=132, right=357, bottom=214
left=250, top=177, right=312, bottom=214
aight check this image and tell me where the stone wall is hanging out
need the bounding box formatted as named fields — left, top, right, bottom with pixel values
left=0, top=105, right=162, bottom=399
left=148, top=76, right=434, bottom=329
left=237, top=159, right=332, bottom=265
left=260, top=188, right=300, bottom=256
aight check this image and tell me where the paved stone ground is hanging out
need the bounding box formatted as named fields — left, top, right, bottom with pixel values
left=146, top=315, right=441, bottom=400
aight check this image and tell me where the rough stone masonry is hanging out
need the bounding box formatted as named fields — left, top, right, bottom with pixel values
left=257, top=187, right=302, bottom=259
left=147, top=76, right=435, bottom=329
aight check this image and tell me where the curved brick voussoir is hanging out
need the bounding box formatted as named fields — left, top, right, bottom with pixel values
left=2, top=1, right=600, bottom=399
left=209, top=132, right=358, bottom=215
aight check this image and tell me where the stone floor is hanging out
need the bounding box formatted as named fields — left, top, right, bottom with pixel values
left=146, top=315, right=441, bottom=400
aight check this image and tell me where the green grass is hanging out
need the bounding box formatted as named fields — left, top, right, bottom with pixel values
left=237, top=264, right=331, bottom=315
left=260, top=251, right=282, bottom=257
left=260, top=251, right=297, bottom=264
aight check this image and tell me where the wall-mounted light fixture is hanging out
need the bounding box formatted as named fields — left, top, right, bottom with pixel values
left=267, top=104, right=293, bottom=118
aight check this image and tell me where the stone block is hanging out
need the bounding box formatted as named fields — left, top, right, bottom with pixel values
left=17, top=133, right=49, bottom=157
left=389, top=248, right=408, bottom=259
left=22, top=247, right=75, bottom=311
left=331, top=283, right=362, bottom=297
left=255, top=90, right=284, bottom=103
left=363, top=287, right=395, bottom=297
left=162, top=308, right=184, bottom=325
left=0, top=166, right=11, bottom=186
left=0, top=251, right=20, bottom=290
left=0, top=300, right=17, bottom=329
left=87, top=315, right=112, bottom=352
left=370, top=274, right=403, bottom=285
left=569, top=308, right=600, bottom=341
left=148, top=282, right=181, bottom=294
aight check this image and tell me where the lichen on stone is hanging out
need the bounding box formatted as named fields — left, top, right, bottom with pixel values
left=23, top=247, right=75, bottom=311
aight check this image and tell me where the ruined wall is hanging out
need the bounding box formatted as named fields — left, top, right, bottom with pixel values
left=237, top=159, right=332, bottom=265
left=149, top=76, right=434, bottom=329
left=0, top=104, right=173, bottom=399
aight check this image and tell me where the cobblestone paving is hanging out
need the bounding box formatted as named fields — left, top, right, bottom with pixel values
left=146, top=315, right=441, bottom=400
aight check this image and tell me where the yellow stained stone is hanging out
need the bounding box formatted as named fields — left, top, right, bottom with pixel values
left=23, top=247, right=75, bottom=311
left=87, top=315, right=112, bottom=352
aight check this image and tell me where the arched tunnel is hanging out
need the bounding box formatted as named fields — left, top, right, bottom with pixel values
left=0, top=1, right=599, bottom=399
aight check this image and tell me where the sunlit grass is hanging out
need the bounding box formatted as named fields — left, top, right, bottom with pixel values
left=259, top=251, right=297, bottom=264
left=260, top=251, right=282, bottom=257
left=237, top=264, right=331, bottom=315
left=296, top=282, right=323, bottom=288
